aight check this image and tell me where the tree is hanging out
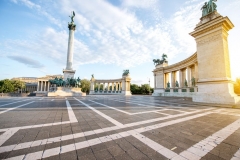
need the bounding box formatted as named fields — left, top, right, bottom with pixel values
left=130, top=84, right=141, bottom=94
left=0, top=79, right=15, bottom=93
left=141, top=84, right=151, bottom=94
left=234, top=78, right=240, bottom=94
left=11, top=80, right=25, bottom=91
left=80, top=79, right=91, bottom=94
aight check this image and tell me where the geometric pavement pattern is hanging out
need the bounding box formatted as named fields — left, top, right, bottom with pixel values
left=0, top=96, right=240, bottom=160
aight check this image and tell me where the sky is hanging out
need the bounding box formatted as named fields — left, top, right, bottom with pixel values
left=0, top=0, right=240, bottom=87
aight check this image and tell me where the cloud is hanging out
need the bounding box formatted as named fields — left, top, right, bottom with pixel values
left=6, top=0, right=234, bottom=70
left=121, top=0, right=158, bottom=9
left=11, top=0, right=62, bottom=28
left=8, top=55, right=44, bottom=68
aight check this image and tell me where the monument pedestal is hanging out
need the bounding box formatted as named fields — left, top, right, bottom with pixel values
left=190, top=12, right=240, bottom=105
left=152, top=63, right=168, bottom=96
left=63, top=69, right=76, bottom=81
left=48, top=87, right=86, bottom=97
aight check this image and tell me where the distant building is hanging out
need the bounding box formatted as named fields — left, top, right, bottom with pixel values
left=12, top=75, right=62, bottom=93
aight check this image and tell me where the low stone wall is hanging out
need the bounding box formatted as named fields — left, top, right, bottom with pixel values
left=0, top=93, right=32, bottom=97
left=160, top=92, right=196, bottom=98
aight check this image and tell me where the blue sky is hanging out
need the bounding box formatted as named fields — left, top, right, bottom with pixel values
left=0, top=0, right=240, bottom=87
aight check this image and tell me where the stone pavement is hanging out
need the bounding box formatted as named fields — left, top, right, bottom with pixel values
left=0, top=96, right=240, bottom=160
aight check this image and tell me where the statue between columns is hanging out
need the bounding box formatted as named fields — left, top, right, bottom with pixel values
left=201, top=0, right=217, bottom=17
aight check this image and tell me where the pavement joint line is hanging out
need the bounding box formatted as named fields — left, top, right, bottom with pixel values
left=74, top=97, right=124, bottom=127
left=0, top=107, right=216, bottom=153
left=0, top=100, right=78, bottom=132
left=88, top=100, right=131, bottom=115
left=0, top=101, right=35, bottom=115
left=3, top=110, right=217, bottom=160
left=0, top=128, right=19, bottom=146
left=0, top=99, right=30, bottom=107
left=66, top=100, right=78, bottom=123
left=172, top=118, right=240, bottom=160
left=132, top=132, right=178, bottom=159
left=232, top=148, right=240, bottom=160
left=89, top=100, right=167, bottom=115
left=154, top=111, right=171, bottom=116
left=110, top=98, right=192, bottom=113
left=110, top=98, right=208, bottom=109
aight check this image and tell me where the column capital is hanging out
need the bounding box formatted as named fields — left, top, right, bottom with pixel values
left=68, top=23, right=76, bottom=30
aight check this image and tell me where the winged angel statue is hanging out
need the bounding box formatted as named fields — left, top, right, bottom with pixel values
left=69, top=11, right=75, bottom=23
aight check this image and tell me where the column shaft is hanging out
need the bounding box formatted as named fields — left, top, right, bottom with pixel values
left=187, top=67, right=191, bottom=87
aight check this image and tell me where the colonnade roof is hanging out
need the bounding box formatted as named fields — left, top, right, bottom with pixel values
left=93, top=79, right=123, bottom=83
left=153, top=53, right=197, bottom=73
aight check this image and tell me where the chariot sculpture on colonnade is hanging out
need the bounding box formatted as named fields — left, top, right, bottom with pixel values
left=153, top=54, right=168, bottom=66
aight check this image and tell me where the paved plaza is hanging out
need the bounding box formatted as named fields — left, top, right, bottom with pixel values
left=0, top=96, right=240, bottom=160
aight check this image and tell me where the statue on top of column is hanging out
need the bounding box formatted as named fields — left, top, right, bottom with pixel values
left=69, top=11, right=75, bottom=24
left=153, top=54, right=168, bottom=66
left=201, top=0, right=217, bottom=17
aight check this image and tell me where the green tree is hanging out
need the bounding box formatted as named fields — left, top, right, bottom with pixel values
left=80, top=79, right=91, bottom=94
left=130, top=84, right=141, bottom=94
left=0, top=79, right=15, bottom=93
left=141, top=84, right=151, bottom=94
left=234, top=78, right=240, bottom=94
left=11, top=80, right=25, bottom=91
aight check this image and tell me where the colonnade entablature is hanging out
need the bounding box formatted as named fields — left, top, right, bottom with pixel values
left=89, top=75, right=132, bottom=96
left=153, top=53, right=199, bottom=96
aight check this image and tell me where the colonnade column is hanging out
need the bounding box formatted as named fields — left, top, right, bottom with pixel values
left=44, top=81, right=46, bottom=92
left=179, top=70, right=182, bottom=88
left=107, top=83, right=110, bottom=91
left=171, top=72, right=175, bottom=88
left=187, top=67, right=191, bottom=87
left=117, top=82, right=119, bottom=91
left=37, top=81, right=39, bottom=91
left=195, top=63, right=198, bottom=80
left=98, top=83, right=100, bottom=92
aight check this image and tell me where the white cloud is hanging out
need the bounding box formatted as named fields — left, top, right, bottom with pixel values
left=6, top=0, right=238, bottom=72
left=121, top=0, right=158, bottom=9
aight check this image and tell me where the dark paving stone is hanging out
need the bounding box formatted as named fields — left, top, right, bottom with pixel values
left=93, top=149, right=113, bottom=160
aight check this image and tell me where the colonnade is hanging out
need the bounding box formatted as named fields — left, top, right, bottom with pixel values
left=93, top=82, right=123, bottom=93
left=90, top=76, right=132, bottom=95
left=162, top=63, right=198, bottom=88
left=37, top=81, right=50, bottom=92
left=153, top=53, right=198, bottom=96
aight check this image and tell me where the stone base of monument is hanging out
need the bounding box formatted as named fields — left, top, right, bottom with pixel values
left=152, top=89, right=165, bottom=96
left=121, top=91, right=132, bottom=96
left=48, top=87, right=86, bottom=97
left=193, top=83, right=240, bottom=106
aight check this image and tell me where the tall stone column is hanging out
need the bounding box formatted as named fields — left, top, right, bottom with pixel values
left=37, top=81, right=39, bottom=91
left=190, top=11, right=239, bottom=105
left=43, top=81, right=46, bottom=92
left=178, top=70, right=182, bottom=88
left=63, top=20, right=76, bottom=81
left=98, top=83, right=100, bottom=92
left=171, top=72, right=175, bottom=88
left=187, top=67, right=191, bottom=87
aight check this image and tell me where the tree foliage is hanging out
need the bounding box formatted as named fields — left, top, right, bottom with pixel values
left=80, top=79, right=91, bottom=94
left=0, top=79, right=25, bottom=93
left=234, top=78, right=240, bottom=94
left=130, top=84, right=153, bottom=95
